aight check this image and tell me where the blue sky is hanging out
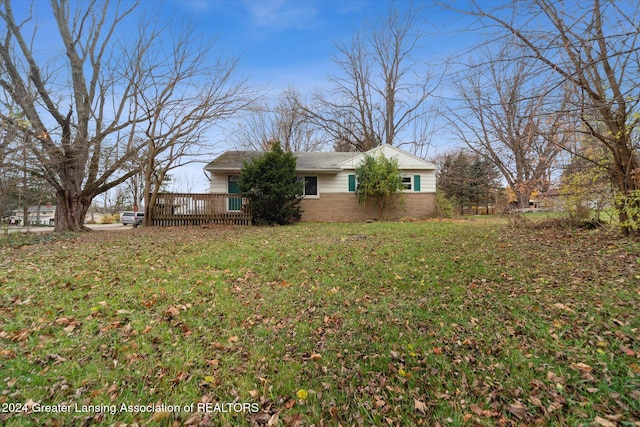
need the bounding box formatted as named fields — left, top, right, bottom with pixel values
left=157, top=0, right=474, bottom=95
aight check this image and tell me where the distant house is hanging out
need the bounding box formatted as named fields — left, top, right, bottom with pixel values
left=204, top=144, right=437, bottom=222
left=8, top=203, right=56, bottom=226
left=533, top=190, right=563, bottom=211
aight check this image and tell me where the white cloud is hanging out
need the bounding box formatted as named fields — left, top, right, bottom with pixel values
left=242, top=0, right=320, bottom=31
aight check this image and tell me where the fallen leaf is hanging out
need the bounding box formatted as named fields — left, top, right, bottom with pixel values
left=547, top=371, right=564, bottom=384
left=620, top=346, right=635, bottom=357
left=572, top=362, right=593, bottom=372
left=267, top=412, right=279, bottom=426
left=249, top=413, right=272, bottom=423
left=414, top=399, right=427, bottom=414
left=507, top=402, right=527, bottom=419
left=0, top=350, right=16, bottom=359
left=164, top=306, right=180, bottom=318
left=593, top=416, right=616, bottom=427
left=283, top=413, right=303, bottom=427
left=552, top=303, right=575, bottom=313
left=605, top=414, right=624, bottom=421
left=470, top=403, right=483, bottom=415
left=184, top=415, right=201, bottom=425
left=547, top=400, right=563, bottom=412
left=529, top=396, right=542, bottom=407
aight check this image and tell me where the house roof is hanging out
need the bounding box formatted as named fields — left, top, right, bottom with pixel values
left=205, top=151, right=357, bottom=173
left=204, top=145, right=436, bottom=173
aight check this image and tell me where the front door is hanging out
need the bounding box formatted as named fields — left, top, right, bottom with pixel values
left=228, top=175, right=242, bottom=211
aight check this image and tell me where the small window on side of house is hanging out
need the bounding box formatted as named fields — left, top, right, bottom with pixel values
left=401, top=176, right=412, bottom=190
left=297, top=176, right=318, bottom=196
left=304, top=176, right=318, bottom=196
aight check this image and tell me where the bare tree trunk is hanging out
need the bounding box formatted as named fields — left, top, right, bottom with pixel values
left=517, top=193, right=530, bottom=211
left=143, top=165, right=161, bottom=228
left=55, top=189, right=91, bottom=232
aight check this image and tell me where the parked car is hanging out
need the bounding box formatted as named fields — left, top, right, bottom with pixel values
left=120, top=211, right=144, bottom=227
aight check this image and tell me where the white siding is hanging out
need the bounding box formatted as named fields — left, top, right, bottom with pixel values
left=210, top=170, right=436, bottom=194
left=317, top=173, right=349, bottom=194
left=317, top=169, right=435, bottom=194
left=210, top=173, right=230, bottom=193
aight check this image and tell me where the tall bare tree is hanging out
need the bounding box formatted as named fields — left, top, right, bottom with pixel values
left=0, top=0, right=147, bottom=232
left=301, top=5, right=437, bottom=152
left=133, top=25, right=254, bottom=226
left=447, top=45, right=565, bottom=209
left=230, top=88, right=325, bottom=152
left=456, top=0, right=640, bottom=234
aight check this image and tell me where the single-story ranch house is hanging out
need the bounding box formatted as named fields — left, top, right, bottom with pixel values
left=204, top=144, right=437, bottom=222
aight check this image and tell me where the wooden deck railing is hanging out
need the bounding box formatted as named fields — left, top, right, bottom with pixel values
left=151, top=193, right=251, bottom=226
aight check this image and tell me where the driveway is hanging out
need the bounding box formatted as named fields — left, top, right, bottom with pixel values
left=4, top=223, right=133, bottom=234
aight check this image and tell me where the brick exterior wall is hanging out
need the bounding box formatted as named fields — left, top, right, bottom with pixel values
left=299, top=193, right=436, bottom=222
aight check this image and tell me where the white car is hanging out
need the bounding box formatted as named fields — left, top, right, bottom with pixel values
left=120, top=212, right=144, bottom=227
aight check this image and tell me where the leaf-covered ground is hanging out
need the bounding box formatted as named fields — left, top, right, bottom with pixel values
left=0, top=221, right=638, bottom=426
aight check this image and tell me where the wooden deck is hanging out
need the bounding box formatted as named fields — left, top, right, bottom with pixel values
left=151, top=193, right=251, bottom=226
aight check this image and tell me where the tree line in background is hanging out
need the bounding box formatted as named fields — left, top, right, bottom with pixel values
left=1, top=0, right=638, bottom=235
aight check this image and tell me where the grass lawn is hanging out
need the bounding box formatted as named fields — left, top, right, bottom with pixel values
left=0, top=220, right=638, bottom=426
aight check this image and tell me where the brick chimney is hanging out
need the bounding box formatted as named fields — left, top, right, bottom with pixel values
left=265, top=138, right=278, bottom=151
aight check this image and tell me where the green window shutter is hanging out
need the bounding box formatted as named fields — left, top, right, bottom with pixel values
left=413, top=175, right=421, bottom=192
left=348, top=174, right=356, bottom=192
